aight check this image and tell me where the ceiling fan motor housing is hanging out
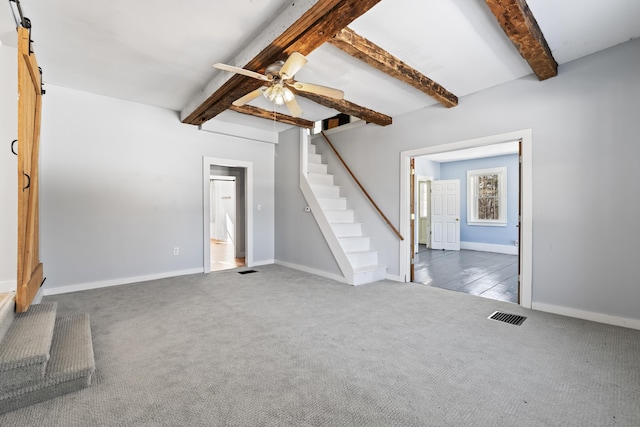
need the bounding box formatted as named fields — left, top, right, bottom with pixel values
left=265, top=61, right=285, bottom=79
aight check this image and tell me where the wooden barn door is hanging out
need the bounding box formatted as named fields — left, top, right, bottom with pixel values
left=16, top=27, right=44, bottom=312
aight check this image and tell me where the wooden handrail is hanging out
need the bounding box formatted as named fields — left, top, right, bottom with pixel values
left=320, top=131, right=404, bottom=241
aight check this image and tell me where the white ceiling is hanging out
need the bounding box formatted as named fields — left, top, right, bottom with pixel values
left=2, top=0, right=639, bottom=130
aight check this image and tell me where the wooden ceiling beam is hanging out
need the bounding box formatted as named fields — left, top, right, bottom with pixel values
left=181, top=0, right=381, bottom=126
left=484, top=0, right=558, bottom=80
left=295, top=91, right=392, bottom=126
left=229, top=105, right=314, bottom=128
left=328, top=27, right=458, bottom=108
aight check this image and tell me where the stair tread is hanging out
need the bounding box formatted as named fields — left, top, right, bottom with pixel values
left=310, top=183, right=339, bottom=188
left=0, top=293, right=15, bottom=345
left=354, top=264, right=387, bottom=272
left=346, top=250, right=379, bottom=255
left=0, top=313, right=95, bottom=413
left=0, top=302, right=57, bottom=372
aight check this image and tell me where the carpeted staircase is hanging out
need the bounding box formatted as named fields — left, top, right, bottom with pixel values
left=0, top=292, right=95, bottom=414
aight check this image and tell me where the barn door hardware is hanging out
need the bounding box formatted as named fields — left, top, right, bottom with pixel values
left=9, top=0, right=31, bottom=29
left=39, top=67, right=45, bottom=95
left=9, top=0, right=33, bottom=54
left=22, top=172, right=30, bottom=191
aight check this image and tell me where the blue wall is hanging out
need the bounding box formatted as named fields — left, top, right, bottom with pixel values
left=440, top=154, right=519, bottom=246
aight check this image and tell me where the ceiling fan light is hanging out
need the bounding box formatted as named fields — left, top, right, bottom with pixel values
left=264, top=83, right=294, bottom=106
left=263, top=85, right=276, bottom=102
left=283, top=86, right=295, bottom=103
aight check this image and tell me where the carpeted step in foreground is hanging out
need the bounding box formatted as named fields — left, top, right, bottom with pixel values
left=0, top=302, right=95, bottom=414
left=0, top=293, right=15, bottom=344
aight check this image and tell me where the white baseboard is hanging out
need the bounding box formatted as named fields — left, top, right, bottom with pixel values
left=274, top=260, right=347, bottom=284
left=385, top=274, right=403, bottom=282
left=251, top=259, right=275, bottom=267
left=43, top=268, right=204, bottom=296
left=0, top=280, right=16, bottom=293
left=532, top=302, right=640, bottom=331
left=461, top=241, right=518, bottom=255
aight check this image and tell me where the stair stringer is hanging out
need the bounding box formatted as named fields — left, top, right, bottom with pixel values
left=299, top=130, right=354, bottom=284
left=299, top=172, right=355, bottom=285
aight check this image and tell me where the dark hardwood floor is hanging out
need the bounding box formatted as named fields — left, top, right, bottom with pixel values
left=413, top=245, right=518, bottom=303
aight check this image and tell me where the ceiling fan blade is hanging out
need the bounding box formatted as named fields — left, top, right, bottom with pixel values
left=279, top=52, right=308, bottom=80
left=232, top=87, right=267, bottom=107
left=213, top=63, right=270, bottom=81
left=290, top=81, right=344, bottom=99
left=285, top=97, right=303, bottom=118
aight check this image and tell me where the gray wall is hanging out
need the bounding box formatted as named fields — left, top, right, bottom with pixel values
left=0, top=46, right=17, bottom=289
left=37, top=84, right=275, bottom=290
left=274, top=128, right=341, bottom=276
left=275, top=38, right=640, bottom=321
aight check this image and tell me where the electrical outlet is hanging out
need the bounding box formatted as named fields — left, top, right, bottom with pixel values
left=173, top=247, right=179, bottom=255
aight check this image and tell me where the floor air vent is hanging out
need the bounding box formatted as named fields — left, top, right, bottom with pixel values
left=238, top=270, right=257, bottom=275
left=488, top=311, right=527, bottom=326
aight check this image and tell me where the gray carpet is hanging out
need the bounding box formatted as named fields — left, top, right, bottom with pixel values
left=1, top=264, right=638, bottom=426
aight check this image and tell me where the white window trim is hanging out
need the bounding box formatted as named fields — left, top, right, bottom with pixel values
left=467, top=166, right=507, bottom=227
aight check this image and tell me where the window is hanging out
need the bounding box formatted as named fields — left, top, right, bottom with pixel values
left=467, top=167, right=507, bottom=226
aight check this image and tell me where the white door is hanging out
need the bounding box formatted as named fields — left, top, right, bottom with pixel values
left=418, top=180, right=430, bottom=246
left=431, top=179, right=460, bottom=250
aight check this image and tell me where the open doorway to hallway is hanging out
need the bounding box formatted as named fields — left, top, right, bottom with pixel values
left=209, top=166, right=247, bottom=272
left=210, top=176, right=246, bottom=272
left=407, top=137, right=524, bottom=305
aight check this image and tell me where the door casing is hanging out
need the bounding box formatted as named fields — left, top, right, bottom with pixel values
left=400, top=129, right=533, bottom=308
left=202, top=157, right=253, bottom=273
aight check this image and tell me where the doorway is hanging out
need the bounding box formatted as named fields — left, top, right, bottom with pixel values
left=400, top=130, right=532, bottom=308
left=202, top=157, right=254, bottom=273
left=210, top=176, right=245, bottom=271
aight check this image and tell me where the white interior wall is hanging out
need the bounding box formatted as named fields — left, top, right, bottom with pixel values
left=38, top=84, right=275, bottom=292
left=275, top=38, right=640, bottom=324
left=0, top=46, right=18, bottom=291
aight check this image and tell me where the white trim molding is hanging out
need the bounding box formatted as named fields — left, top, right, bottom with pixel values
left=251, top=259, right=275, bottom=267
left=532, top=302, right=640, bottom=331
left=203, top=157, right=254, bottom=273
left=0, top=280, right=16, bottom=293
left=460, top=241, right=518, bottom=255
left=467, top=166, right=507, bottom=226
left=275, top=260, right=348, bottom=284
left=400, top=129, right=533, bottom=308
left=43, top=268, right=204, bottom=296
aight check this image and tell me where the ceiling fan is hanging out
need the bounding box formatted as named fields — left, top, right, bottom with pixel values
left=213, top=52, right=344, bottom=118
